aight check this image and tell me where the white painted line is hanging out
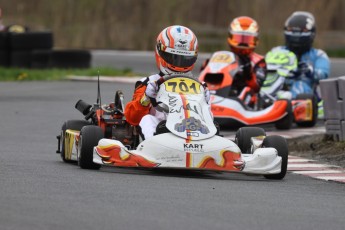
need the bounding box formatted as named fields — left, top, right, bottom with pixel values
left=292, top=170, right=343, bottom=174
left=316, top=176, right=345, bottom=180
left=288, top=163, right=332, bottom=168
left=288, top=159, right=315, bottom=163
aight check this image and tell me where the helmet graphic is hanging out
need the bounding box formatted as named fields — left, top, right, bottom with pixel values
left=228, top=16, right=259, bottom=55
left=155, top=25, right=198, bottom=75
left=284, top=11, right=316, bottom=55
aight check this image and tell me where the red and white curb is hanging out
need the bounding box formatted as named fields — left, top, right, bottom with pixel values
left=288, top=156, right=345, bottom=183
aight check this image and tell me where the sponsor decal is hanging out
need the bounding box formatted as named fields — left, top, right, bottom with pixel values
left=187, top=132, right=199, bottom=137
left=184, top=143, right=204, bottom=152
left=175, top=117, right=209, bottom=134
left=210, top=53, right=235, bottom=64
left=156, top=155, right=184, bottom=163
left=178, top=39, right=187, bottom=45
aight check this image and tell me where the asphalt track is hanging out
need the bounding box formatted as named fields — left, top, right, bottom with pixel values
left=1, top=81, right=345, bottom=230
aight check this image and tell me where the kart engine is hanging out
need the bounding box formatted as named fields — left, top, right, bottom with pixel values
left=108, top=122, right=138, bottom=149
left=75, top=99, right=139, bottom=149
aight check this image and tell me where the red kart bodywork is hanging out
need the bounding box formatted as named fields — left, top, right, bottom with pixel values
left=199, top=51, right=292, bottom=129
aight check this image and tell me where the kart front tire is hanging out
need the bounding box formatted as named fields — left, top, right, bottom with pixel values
left=61, top=119, right=91, bottom=163
left=263, top=135, right=288, bottom=180
left=235, top=127, right=266, bottom=154
left=295, top=94, right=318, bottom=127
left=78, top=126, right=103, bottom=170
left=275, top=100, right=293, bottom=130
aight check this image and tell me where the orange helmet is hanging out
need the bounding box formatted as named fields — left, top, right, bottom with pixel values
left=155, top=25, right=198, bottom=75
left=228, top=16, right=259, bottom=55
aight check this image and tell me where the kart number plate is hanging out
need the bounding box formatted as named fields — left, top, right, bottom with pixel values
left=164, top=78, right=201, bottom=94
left=210, top=53, right=234, bottom=64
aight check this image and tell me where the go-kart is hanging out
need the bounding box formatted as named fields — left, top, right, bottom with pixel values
left=261, top=49, right=318, bottom=127
left=56, top=75, right=288, bottom=180
left=198, top=51, right=292, bottom=129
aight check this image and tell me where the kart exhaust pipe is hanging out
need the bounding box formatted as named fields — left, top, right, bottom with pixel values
left=75, top=100, right=92, bottom=115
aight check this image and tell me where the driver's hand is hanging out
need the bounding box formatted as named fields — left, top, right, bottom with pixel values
left=297, top=62, right=313, bottom=78
left=205, top=88, right=210, bottom=104
left=201, top=82, right=210, bottom=104
left=145, top=80, right=158, bottom=98
left=140, top=81, right=158, bottom=106
left=238, top=55, right=252, bottom=80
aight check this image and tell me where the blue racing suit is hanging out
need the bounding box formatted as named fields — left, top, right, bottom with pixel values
left=271, top=46, right=330, bottom=99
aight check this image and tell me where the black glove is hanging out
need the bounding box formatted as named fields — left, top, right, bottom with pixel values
left=297, top=62, right=313, bottom=78
left=238, top=55, right=252, bottom=80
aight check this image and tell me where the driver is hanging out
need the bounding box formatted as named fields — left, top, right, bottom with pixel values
left=124, top=25, right=210, bottom=140
left=269, top=11, right=330, bottom=98
left=227, top=16, right=267, bottom=94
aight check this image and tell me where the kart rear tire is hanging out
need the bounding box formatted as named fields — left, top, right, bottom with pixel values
left=235, top=127, right=266, bottom=154
left=78, top=126, right=103, bottom=170
left=295, top=94, right=318, bottom=127
left=275, top=100, right=293, bottom=130
left=61, top=120, right=91, bottom=163
left=263, top=135, right=288, bottom=180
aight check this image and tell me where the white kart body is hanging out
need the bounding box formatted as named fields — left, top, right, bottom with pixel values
left=92, top=76, right=282, bottom=175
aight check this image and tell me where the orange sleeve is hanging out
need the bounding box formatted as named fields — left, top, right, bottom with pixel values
left=124, top=84, right=150, bottom=126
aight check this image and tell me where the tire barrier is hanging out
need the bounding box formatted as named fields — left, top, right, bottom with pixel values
left=320, top=76, right=345, bottom=141
left=31, top=49, right=51, bottom=69
left=10, top=50, right=31, bottom=68
left=9, top=31, right=53, bottom=50
left=0, top=50, right=9, bottom=67
left=31, top=49, right=91, bottom=69
left=49, top=50, right=91, bottom=68
left=0, top=30, right=91, bottom=69
left=8, top=31, right=53, bottom=68
left=0, top=32, right=9, bottom=66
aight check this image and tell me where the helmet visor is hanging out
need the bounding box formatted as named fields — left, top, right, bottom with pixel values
left=158, top=46, right=197, bottom=68
left=284, top=31, right=313, bottom=44
left=229, top=32, right=257, bottom=48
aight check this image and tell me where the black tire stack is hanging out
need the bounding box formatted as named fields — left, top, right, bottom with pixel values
left=0, top=32, right=9, bottom=67
left=9, top=31, right=53, bottom=68
left=0, top=30, right=91, bottom=69
left=49, top=49, right=91, bottom=69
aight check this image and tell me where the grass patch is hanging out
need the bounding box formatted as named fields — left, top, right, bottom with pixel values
left=0, top=67, right=137, bottom=81
left=325, top=48, right=345, bottom=58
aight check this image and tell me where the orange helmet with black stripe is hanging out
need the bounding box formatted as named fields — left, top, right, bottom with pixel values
left=228, top=16, right=259, bottom=56
left=155, top=25, right=198, bottom=75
